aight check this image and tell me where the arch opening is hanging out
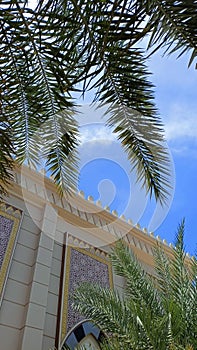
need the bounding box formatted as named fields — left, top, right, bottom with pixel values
left=61, top=320, right=104, bottom=349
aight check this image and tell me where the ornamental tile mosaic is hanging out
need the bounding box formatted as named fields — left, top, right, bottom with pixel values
left=0, top=215, right=14, bottom=269
left=66, top=248, right=111, bottom=332
left=0, top=205, right=22, bottom=299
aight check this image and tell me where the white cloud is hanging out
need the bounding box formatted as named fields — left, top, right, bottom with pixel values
left=76, top=101, right=197, bottom=159
left=78, top=104, right=197, bottom=145
left=75, top=103, right=117, bottom=145
left=164, top=104, right=197, bottom=141
left=79, top=125, right=116, bottom=145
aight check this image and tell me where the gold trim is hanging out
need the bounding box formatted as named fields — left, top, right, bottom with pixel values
left=61, top=245, right=71, bottom=341
left=0, top=210, right=21, bottom=297
left=61, top=246, right=113, bottom=342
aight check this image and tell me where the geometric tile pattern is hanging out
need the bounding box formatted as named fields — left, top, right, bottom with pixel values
left=0, top=215, right=14, bottom=269
left=67, top=248, right=111, bottom=332
left=0, top=205, right=22, bottom=299
left=61, top=246, right=113, bottom=341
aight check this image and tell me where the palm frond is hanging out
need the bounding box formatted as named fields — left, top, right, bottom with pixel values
left=73, top=222, right=196, bottom=349
left=145, top=0, right=197, bottom=67
left=171, top=222, right=197, bottom=348
left=43, top=0, right=171, bottom=203
left=90, top=2, right=170, bottom=203
left=73, top=283, right=136, bottom=341
left=0, top=0, right=79, bottom=196
left=154, top=220, right=197, bottom=348
left=170, top=220, right=190, bottom=304
left=0, top=0, right=195, bottom=200
left=42, top=111, right=79, bottom=195
left=73, top=282, right=157, bottom=350
left=110, top=240, right=163, bottom=316
left=154, top=243, right=172, bottom=302
left=0, top=123, right=14, bottom=199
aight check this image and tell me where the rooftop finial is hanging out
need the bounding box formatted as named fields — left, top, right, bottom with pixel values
left=88, top=195, right=94, bottom=202
left=78, top=190, right=85, bottom=198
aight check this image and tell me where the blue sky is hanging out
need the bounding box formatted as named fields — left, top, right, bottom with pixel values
left=76, top=51, right=197, bottom=256
left=147, top=51, right=197, bottom=256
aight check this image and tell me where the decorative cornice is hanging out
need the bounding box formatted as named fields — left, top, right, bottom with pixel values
left=0, top=203, right=22, bottom=219
left=6, top=164, right=194, bottom=261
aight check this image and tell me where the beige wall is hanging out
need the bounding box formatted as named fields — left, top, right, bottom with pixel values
left=0, top=197, right=41, bottom=350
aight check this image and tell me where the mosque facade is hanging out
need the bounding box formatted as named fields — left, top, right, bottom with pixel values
left=0, top=165, right=179, bottom=350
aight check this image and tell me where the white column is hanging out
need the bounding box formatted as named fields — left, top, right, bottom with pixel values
left=20, top=204, right=57, bottom=350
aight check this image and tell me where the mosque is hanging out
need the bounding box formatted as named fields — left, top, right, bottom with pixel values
left=0, top=165, right=182, bottom=350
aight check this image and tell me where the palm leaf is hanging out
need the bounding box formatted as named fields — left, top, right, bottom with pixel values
left=154, top=243, right=172, bottom=302
left=0, top=122, right=14, bottom=199
left=42, top=110, right=79, bottom=195
left=0, top=0, right=79, bottom=196
left=154, top=220, right=197, bottom=348
left=73, top=282, right=155, bottom=349
left=110, top=240, right=163, bottom=316
left=145, top=0, right=197, bottom=67
left=72, top=0, right=171, bottom=203
left=0, top=0, right=195, bottom=201
left=73, top=222, right=196, bottom=349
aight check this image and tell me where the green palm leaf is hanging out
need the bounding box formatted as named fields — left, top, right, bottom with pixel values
left=94, top=47, right=170, bottom=203
left=42, top=110, right=79, bottom=194
left=73, top=222, right=197, bottom=350
left=0, top=0, right=195, bottom=201
left=0, top=0, right=79, bottom=196
left=145, top=0, right=197, bottom=67
left=73, top=282, right=154, bottom=349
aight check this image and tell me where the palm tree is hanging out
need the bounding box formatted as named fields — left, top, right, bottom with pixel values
left=73, top=220, right=197, bottom=350
left=0, top=1, right=196, bottom=201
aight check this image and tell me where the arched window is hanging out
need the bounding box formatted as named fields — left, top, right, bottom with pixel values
left=61, top=320, right=104, bottom=349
